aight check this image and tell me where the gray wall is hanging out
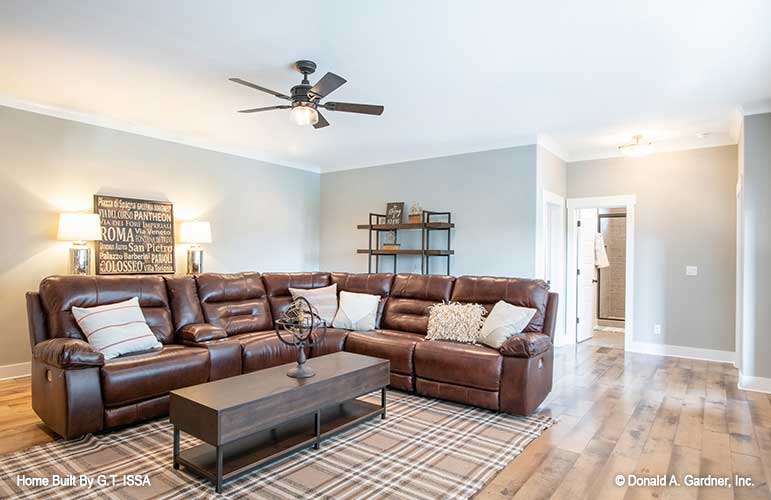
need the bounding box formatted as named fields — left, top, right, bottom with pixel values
left=0, top=105, right=320, bottom=367
left=568, top=145, right=737, bottom=352
left=739, top=112, right=771, bottom=377
left=320, top=146, right=538, bottom=277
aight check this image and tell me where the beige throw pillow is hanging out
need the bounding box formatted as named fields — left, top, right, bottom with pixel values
left=289, top=283, right=338, bottom=326
left=426, top=302, right=487, bottom=344
left=477, top=300, right=537, bottom=349
left=332, top=291, right=380, bottom=331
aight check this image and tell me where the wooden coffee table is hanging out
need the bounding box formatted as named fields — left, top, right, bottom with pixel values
left=169, top=351, right=390, bottom=492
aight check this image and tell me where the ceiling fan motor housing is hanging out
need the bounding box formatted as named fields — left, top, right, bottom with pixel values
left=290, top=84, right=316, bottom=108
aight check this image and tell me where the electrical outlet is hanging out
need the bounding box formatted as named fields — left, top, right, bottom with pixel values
left=654, top=324, right=662, bottom=336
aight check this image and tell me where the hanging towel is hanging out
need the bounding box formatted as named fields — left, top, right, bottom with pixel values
left=595, top=233, right=610, bottom=268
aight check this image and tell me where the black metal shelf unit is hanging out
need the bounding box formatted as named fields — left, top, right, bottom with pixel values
left=357, top=210, right=454, bottom=274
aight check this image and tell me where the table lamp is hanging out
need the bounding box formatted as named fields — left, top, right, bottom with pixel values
left=179, top=221, right=211, bottom=274
left=57, top=213, right=102, bottom=275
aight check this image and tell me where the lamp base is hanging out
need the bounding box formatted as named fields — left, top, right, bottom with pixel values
left=69, top=245, right=91, bottom=275
left=187, top=248, right=203, bottom=274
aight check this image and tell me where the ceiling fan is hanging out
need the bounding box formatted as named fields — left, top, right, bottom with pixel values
left=229, top=60, right=384, bottom=129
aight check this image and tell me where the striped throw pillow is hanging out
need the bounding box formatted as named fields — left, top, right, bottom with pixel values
left=72, top=297, right=162, bottom=360
left=289, top=284, right=338, bottom=326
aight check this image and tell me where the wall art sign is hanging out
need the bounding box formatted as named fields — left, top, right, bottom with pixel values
left=385, top=202, right=404, bottom=225
left=94, top=195, right=175, bottom=275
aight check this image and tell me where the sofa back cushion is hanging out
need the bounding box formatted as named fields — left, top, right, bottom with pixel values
left=39, top=275, right=174, bottom=343
left=195, top=272, right=272, bottom=335
left=164, top=276, right=204, bottom=332
left=262, top=272, right=331, bottom=321
left=381, top=274, right=455, bottom=335
left=450, top=276, right=549, bottom=333
left=330, top=272, right=394, bottom=298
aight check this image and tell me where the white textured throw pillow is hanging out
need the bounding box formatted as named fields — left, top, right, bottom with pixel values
left=426, top=302, right=487, bottom=343
left=72, top=297, right=162, bottom=360
left=289, top=283, right=338, bottom=326
left=477, top=300, right=537, bottom=349
left=332, top=291, right=380, bottom=331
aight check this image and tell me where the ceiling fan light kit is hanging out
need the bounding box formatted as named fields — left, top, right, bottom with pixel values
left=230, top=60, right=384, bottom=129
left=618, top=134, right=653, bottom=157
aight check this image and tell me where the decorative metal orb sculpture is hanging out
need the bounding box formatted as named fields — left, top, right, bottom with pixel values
left=274, top=296, right=327, bottom=378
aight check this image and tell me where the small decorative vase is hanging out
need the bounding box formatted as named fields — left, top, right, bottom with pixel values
left=274, top=297, right=327, bottom=378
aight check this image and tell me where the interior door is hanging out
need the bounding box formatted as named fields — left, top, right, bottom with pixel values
left=576, top=209, right=598, bottom=342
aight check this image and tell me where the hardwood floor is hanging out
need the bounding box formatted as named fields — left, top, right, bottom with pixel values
left=1, top=343, right=770, bottom=499
left=479, top=343, right=771, bottom=500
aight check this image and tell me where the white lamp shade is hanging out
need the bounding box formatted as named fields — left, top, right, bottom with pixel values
left=179, top=221, right=212, bottom=244
left=57, top=213, right=102, bottom=242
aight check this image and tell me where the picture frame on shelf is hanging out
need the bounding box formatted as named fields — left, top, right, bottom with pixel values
left=385, top=202, right=404, bottom=225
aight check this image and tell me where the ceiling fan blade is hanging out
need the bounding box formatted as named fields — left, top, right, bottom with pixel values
left=310, top=72, right=347, bottom=98
left=237, top=105, right=291, bottom=113
left=324, top=102, right=384, bottom=115
left=229, top=78, right=291, bottom=100
left=314, top=111, right=330, bottom=129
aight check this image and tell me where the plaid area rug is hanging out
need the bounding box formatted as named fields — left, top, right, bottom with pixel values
left=0, top=392, right=552, bottom=500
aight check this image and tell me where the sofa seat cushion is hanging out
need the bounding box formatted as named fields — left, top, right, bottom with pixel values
left=344, top=329, right=423, bottom=375
left=237, top=331, right=303, bottom=373
left=414, top=341, right=502, bottom=391
left=499, top=333, right=552, bottom=358
left=100, top=345, right=209, bottom=407
left=310, top=328, right=349, bottom=358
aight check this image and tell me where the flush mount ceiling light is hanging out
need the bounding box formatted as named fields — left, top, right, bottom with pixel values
left=618, top=134, right=653, bottom=157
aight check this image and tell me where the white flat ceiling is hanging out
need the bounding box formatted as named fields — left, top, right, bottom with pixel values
left=1, top=0, right=769, bottom=171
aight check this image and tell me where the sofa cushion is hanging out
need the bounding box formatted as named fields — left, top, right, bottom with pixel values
left=289, top=283, right=338, bottom=325
left=72, top=297, right=163, bottom=360
left=414, top=341, right=502, bottom=391
left=39, top=275, right=174, bottom=343
left=237, top=331, right=303, bottom=373
left=262, top=272, right=331, bottom=321
left=164, top=275, right=204, bottom=331
left=100, top=345, right=209, bottom=407
left=380, top=274, right=455, bottom=334
left=332, top=291, right=380, bottom=331
left=450, top=276, right=550, bottom=333
left=196, top=273, right=273, bottom=335
left=344, top=329, right=423, bottom=375
left=331, top=272, right=394, bottom=297
left=309, top=328, right=349, bottom=358
left=425, top=302, right=486, bottom=343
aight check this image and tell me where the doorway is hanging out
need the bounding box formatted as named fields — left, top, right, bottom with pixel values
left=565, top=195, right=636, bottom=350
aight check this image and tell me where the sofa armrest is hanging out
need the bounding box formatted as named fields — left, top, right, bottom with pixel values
left=33, top=338, right=104, bottom=369
left=499, top=332, right=552, bottom=358
left=178, top=323, right=227, bottom=343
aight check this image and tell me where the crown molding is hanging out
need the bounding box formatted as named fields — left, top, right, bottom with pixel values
left=741, top=99, right=771, bottom=116
left=566, top=133, right=737, bottom=164
left=321, top=135, right=540, bottom=173
left=535, top=134, right=568, bottom=162
left=0, top=95, right=322, bottom=173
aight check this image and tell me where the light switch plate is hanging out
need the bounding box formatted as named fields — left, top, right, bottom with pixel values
left=686, top=266, right=698, bottom=276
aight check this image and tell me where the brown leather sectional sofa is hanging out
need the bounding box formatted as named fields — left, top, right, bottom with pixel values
left=26, top=272, right=557, bottom=439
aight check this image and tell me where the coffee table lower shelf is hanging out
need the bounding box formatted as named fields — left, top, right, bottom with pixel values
left=173, top=397, right=385, bottom=492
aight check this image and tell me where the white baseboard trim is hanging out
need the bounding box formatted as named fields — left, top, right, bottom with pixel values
left=738, top=373, right=771, bottom=394
left=0, top=361, right=31, bottom=380
left=629, top=341, right=735, bottom=364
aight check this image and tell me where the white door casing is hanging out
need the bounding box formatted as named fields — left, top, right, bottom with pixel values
left=576, top=209, right=598, bottom=342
